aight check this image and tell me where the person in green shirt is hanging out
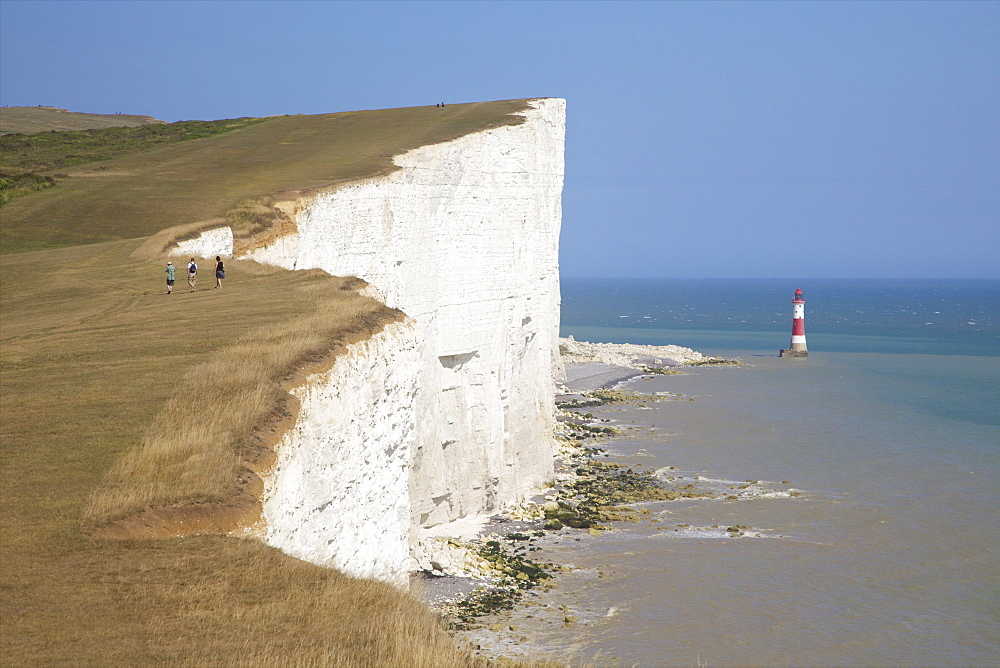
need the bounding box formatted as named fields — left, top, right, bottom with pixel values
left=165, top=261, right=176, bottom=294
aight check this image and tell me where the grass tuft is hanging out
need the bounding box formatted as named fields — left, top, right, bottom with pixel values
left=0, top=170, right=57, bottom=206
left=225, top=196, right=289, bottom=239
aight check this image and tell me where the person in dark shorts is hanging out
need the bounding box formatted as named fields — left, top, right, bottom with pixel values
left=187, top=258, right=198, bottom=292
left=165, top=261, right=176, bottom=294
left=215, top=256, right=225, bottom=289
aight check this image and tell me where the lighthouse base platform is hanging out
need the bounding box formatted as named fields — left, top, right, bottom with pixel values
left=779, top=349, right=809, bottom=358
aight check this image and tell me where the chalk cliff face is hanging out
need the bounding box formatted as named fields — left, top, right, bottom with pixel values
left=262, top=321, right=420, bottom=585
left=172, top=227, right=233, bottom=259
left=179, top=99, right=565, bottom=583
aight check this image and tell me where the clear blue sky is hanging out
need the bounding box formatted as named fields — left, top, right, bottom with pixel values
left=2, top=0, right=997, bottom=278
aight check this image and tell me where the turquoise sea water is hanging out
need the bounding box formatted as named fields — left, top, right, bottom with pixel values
left=481, top=279, right=999, bottom=665
left=561, top=278, right=1000, bottom=358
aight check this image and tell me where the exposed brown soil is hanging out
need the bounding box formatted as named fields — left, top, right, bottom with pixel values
left=232, top=203, right=301, bottom=256
left=93, top=497, right=261, bottom=539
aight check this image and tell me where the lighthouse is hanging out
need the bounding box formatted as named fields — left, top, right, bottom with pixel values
left=779, top=288, right=808, bottom=357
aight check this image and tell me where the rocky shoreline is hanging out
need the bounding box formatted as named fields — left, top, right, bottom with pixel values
left=414, top=339, right=744, bottom=636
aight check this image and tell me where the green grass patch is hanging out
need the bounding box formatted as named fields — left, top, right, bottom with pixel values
left=0, top=117, right=266, bottom=208
left=0, top=171, right=56, bottom=206
left=0, top=117, right=265, bottom=174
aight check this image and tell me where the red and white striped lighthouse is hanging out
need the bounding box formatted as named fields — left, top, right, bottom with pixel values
left=780, top=288, right=808, bottom=357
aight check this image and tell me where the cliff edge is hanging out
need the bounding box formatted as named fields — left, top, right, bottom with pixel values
left=175, top=98, right=566, bottom=584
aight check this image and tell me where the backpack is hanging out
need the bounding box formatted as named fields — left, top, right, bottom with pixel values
left=189, top=263, right=197, bottom=274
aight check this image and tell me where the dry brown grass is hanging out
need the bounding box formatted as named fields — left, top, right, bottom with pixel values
left=0, top=238, right=489, bottom=665
left=132, top=219, right=230, bottom=260
left=83, top=286, right=383, bottom=526
left=87, top=539, right=474, bottom=667
left=225, top=196, right=292, bottom=239
left=0, top=105, right=165, bottom=134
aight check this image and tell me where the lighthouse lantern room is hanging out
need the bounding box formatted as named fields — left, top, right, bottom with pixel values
left=779, top=288, right=809, bottom=358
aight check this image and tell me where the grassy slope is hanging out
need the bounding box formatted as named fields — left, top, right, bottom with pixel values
left=0, top=100, right=534, bottom=665
left=0, top=117, right=266, bottom=208
left=0, top=106, right=165, bottom=134
left=1, top=242, right=466, bottom=664
left=1, top=101, right=528, bottom=253
left=0, top=117, right=266, bottom=174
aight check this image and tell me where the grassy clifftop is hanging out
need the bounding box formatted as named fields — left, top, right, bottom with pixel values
left=0, top=116, right=266, bottom=209
left=1, top=100, right=530, bottom=253
left=0, top=100, right=538, bottom=665
left=0, top=106, right=166, bottom=134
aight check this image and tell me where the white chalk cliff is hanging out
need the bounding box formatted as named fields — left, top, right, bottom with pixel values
left=263, top=321, right=420, bottom=585
left=179, top=99, right=565, bottom=583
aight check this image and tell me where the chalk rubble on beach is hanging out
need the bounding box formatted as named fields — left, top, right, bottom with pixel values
left=558, top=336, right=704, bottom=392
left=559, top=335, right=703, bottom=368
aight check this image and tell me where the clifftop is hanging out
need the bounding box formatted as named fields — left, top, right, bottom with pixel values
left=0, top=105, right=166, bottom=135
left=1, top=100, right=532, bottom=254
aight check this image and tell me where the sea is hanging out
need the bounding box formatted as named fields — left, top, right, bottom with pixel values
left=472, top=279, right=999, bottom=666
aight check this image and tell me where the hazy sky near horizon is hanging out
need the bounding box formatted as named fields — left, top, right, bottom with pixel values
left=2, top=1, right=997, bottom=278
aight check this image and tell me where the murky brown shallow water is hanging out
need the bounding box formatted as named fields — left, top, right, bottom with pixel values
left=461, top=353, right=999, bottom=666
